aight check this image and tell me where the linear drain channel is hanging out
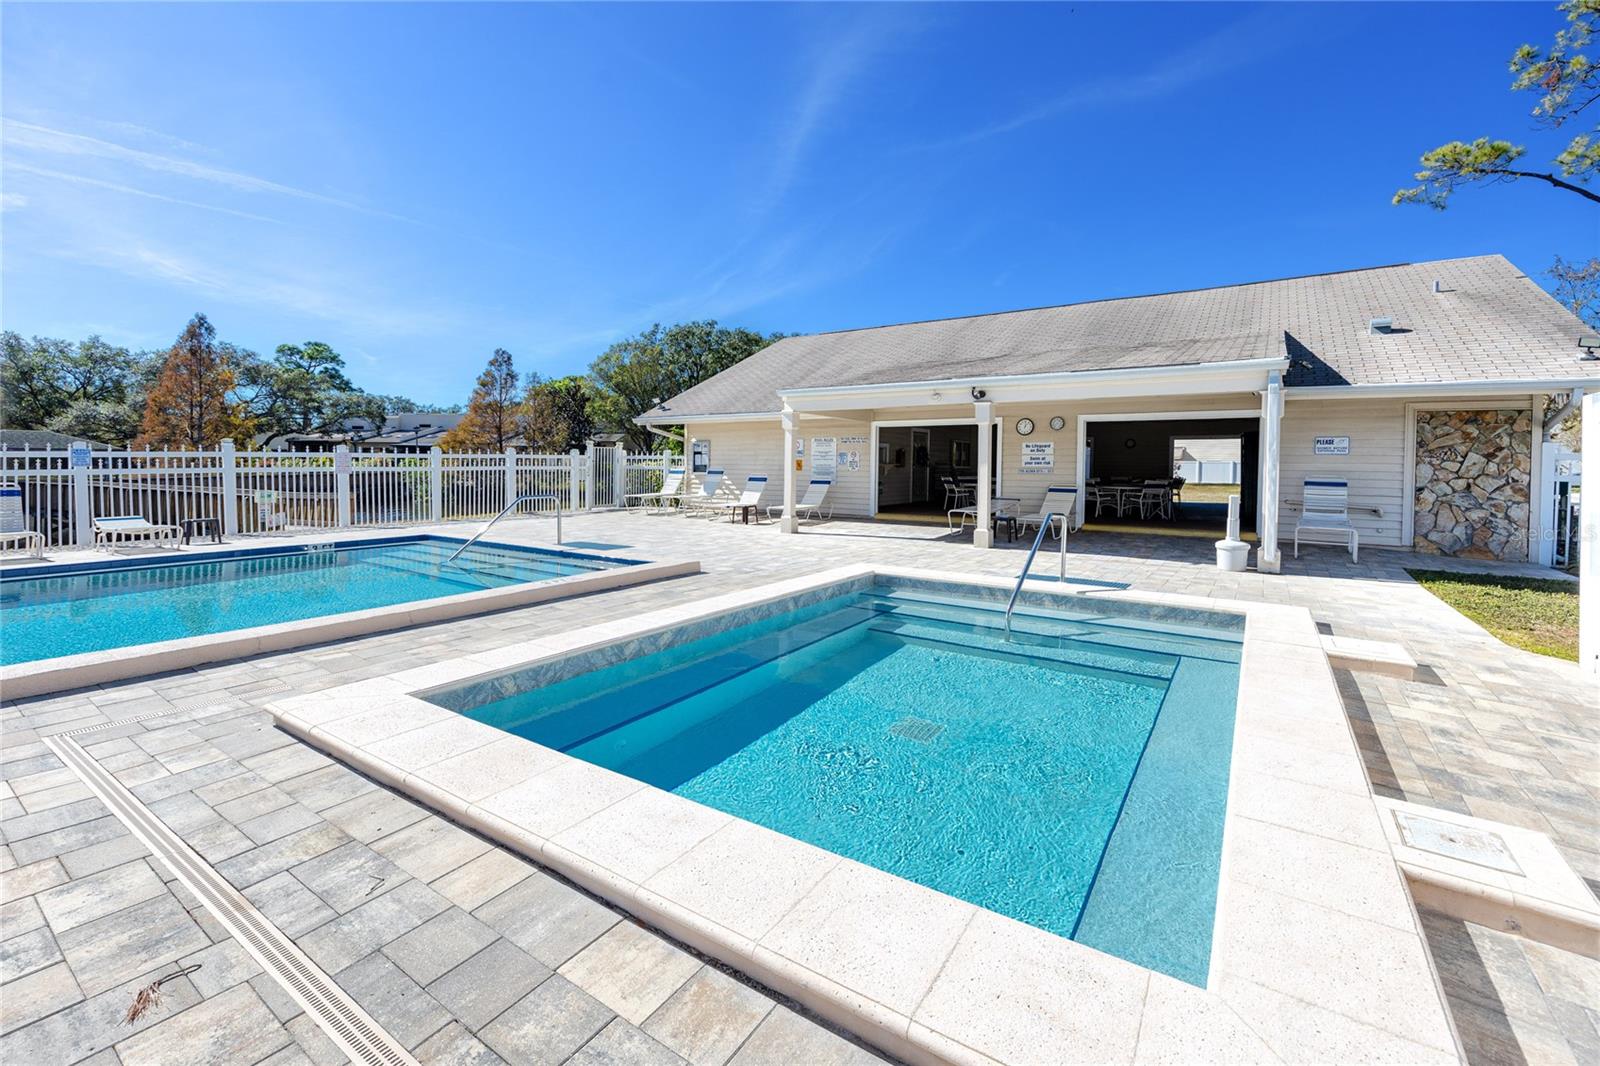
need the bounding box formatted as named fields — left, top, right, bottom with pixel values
left=45, top=724, right=418, bottom=1066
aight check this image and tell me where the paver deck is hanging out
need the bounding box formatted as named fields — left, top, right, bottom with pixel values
left=3, top=512, right=1595, bottom=1064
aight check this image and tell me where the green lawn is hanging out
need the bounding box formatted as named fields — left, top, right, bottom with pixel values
left=1406, top=569, right=1580, bottom=661
left=1180, top=483, right=1241, bottom=504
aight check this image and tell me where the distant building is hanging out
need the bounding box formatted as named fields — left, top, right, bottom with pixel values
left=0, top=429, right=115, bottom=451
left=266, top=412, right=466, bottom=453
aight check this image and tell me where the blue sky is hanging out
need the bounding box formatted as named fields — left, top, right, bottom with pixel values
left=2, top=2, right=1595, bottom=405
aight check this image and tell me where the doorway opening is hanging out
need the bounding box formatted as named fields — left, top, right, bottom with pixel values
left=1082, top=416, right=1259, bottom=538
left=874, top=422, right=994, bottom=522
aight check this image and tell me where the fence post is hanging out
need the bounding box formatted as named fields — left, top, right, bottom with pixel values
left=219, top=438, right=240, bottom=536
left=430, top=447, right=443, bottom=523
left=613, top=447, right=626, bottom=510
left=334, top=444, right=352, bottom=527
left=569, top=449, right=583, bottom=512
left=71, top=441, right=93, bottom=547
left=504, top=447, right=518, bottom=510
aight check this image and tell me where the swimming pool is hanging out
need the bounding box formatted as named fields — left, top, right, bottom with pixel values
left=0, top=536, right=635, bottom=666
left=438, top=578, right=1241, bottom=985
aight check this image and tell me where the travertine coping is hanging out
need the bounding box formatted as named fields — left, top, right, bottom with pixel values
left=2, top=537, right=698, bottom=699
left=267, top=565, right=1463, bottom=1066
left=1375, top=796, right=1600, bottom=960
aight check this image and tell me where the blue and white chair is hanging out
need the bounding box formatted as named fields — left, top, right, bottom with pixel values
left=1018, top=486, right=1080, bottom=539
left=769, top=478, right=833, bottom=523
left=698, top=474, right=769, bottom=522
left=1294, top=479, right=1358, bottom=562
left=0, top=482, right=45, bottom=558
left=679, top=469, right=726, bottom=515
left=626, top=467, right=684, bottom=512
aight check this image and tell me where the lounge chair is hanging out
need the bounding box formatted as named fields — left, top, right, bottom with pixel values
left=768, top=479, right=833, bottom=523
left=0, top=482, right=45, bottom=558
left=93, top=515, right=181, bottom=553
left=626, top=467, right=684, bottom=512
left=679, top=469, right=726, bottom=515
left=1017, top=486, right=1079, bottom=539
left=1294, top=478, right=1358, bottom=562
left=698, top=475, right=769, bottom=522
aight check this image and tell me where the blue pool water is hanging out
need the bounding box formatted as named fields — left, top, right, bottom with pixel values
left=0, top=537, right=628, bottom=666
left=455, top=583, right=1241, bottom=986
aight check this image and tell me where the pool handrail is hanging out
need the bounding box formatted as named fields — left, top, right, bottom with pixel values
left=1003, top=510, right=1068, bottom=641
left=447, top=493, right=561, bottom=563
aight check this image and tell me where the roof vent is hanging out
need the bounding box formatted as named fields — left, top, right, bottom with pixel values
left=1368, top=317, right=1394, bottom=335
left=1432, top=279, right=1442, bottom=294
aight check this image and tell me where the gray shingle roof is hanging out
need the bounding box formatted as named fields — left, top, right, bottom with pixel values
left=644, top=255, right=1598, bottom=419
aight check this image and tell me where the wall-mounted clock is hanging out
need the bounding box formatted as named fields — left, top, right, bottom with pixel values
left=1015, top=418, right=1035, bottom=436
left=1049, top=416, right=1065, bottom=431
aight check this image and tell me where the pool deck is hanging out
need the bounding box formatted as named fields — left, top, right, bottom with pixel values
left=3, top=512, right=1596, bottom=1065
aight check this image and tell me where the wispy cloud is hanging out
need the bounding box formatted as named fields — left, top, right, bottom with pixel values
left=7, top=162, right=286, bottom=225
left=2, top=118, right=416, bottom=223
left=920, top=8, right=1303, bottom=151
left=1, top=192, right=28, bottom=211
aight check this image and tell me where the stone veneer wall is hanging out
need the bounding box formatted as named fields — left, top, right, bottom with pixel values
left=1413, top=409, right=1532, bottom=560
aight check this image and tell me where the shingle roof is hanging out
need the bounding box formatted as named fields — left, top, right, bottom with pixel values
left=645, top=255, right=1597, bottom=419
left=0, top=429, right=114, bottom=450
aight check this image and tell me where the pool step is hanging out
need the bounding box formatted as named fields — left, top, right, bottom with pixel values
left=862, top=610, right=1177, bottom=682
left=856, top=590, right=1242, bottom=664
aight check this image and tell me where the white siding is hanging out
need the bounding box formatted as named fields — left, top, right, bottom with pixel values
left=1279, top=398, right=1408, bottom=547
left=684, top=415, right=875, bottom=517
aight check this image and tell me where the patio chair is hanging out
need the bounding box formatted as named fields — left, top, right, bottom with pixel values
left=679, top=469, right=727, bottom=515
left=1138, top=480, right=1172, bottom=521
left=1017, top=486, right=1079, bottom=539
left=698, top=475, right=769, bottom=522
left=1294, top=479, right=1358, bottom=562
left=626, top=467, right=684, bottom=512
left=0, top=482, right=45, bottom=558
left=768, top=478, right=833, bottom=523
left=941, top=476, right=973, bottom=511
left=93, top=515, right=181, bottom=553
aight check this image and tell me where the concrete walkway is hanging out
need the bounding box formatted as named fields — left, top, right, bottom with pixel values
left=2, top=512, right=1595, bottom=1064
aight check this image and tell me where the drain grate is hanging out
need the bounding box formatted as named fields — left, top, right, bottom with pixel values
left=888, top=716, right=944, bottom=744
left=45, top=719, right=419, bottom=1066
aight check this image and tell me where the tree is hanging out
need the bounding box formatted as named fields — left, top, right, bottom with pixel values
left=136, top=314, right=254, bottom=448
left=1395, top=1, right=1599, bottom=208
left=239, top=341, right=386, bottom=445
left=370, top=394, right=463, bottom=415
left=522, top=375, right=598, bottom=452
left=1, top=333, right=146, bottom=441
left=439, top=348, right=522, bottom=451
left=589, top=321, right=784, bottom=451
left=1548, top=254, right=1600, bottom=327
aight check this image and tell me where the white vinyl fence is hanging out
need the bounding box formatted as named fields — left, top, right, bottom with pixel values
left=1174, top=459, right=1241, bottom=484
left=1, top=440, right=676, bottom=550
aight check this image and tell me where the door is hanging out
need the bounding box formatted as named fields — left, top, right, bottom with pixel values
left=911, top=429, right=931, bottom=504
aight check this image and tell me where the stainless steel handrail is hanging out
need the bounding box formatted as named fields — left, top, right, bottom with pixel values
left=1003, top=511, right=1068, bottom=640
left=447, top=493, right=561, bottom=563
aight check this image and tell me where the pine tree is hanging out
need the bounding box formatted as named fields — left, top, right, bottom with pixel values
left=136, top=314, right=253, bottom=448
left=439, top=348, right=522, bottom=451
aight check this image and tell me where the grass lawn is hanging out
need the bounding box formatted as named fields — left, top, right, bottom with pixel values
left=1180, top=483, right=1241, bottom=504
left=1406, top=569, right=1580, bottom=661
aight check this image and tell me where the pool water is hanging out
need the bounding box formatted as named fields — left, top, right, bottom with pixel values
left=457, top=584, right=1241, bottom=985
left=0, top=538, right=626, bottom=666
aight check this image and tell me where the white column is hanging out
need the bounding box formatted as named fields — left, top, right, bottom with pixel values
left=780, top=407, right=799, bottom=533
left=428, top=447, right=443, bottom=523
left=333, top=444, right=352, bottom=528
left=71, top=441, right=93, bottom=547
left=568, top=448, right=582, bottom=512
left=974, top=401, right=993, bottom=549
left=1257, top=373, right=1283, bottom=573
left=1580, top=391, right=1598, bottom=676
left=219, top=438, right=240, bottom=536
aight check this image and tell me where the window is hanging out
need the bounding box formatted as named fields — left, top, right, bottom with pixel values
left=952, top=440, right=972, bottom=467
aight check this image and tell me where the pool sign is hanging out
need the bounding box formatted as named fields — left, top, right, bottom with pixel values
left=69, top=443, right=93, bottom=468
left=812, top=437, right=837, bottom=479
left=1314, top=436, right=1351, bottom=456
left=1020, top=441, right=1054, bottom=473
left=254, top=489, right=279, bottom=504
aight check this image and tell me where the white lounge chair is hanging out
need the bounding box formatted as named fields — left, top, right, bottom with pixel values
left=626, top=467, right=684, bottom=512
left=0, top=482, right=45, bottom=558
left=93, top=515, right=181, bottom=553
left=1018, top=486, right=1079, bottom=539
left=1294, top=479, right=1358, bottom=562
left=768, top=479, right=833, bottom=523
left=679, top=469, right=726, bottom=515
left=699, top=475, right=769, bottom=522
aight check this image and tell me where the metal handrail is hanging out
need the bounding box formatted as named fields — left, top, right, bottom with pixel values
left=1003, top=511, right=1068, bottom=640
left=447, top=493, right=561, bottom=563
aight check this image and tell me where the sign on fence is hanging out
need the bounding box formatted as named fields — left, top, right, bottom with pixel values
left=69, top=443, right=92, bottom=468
